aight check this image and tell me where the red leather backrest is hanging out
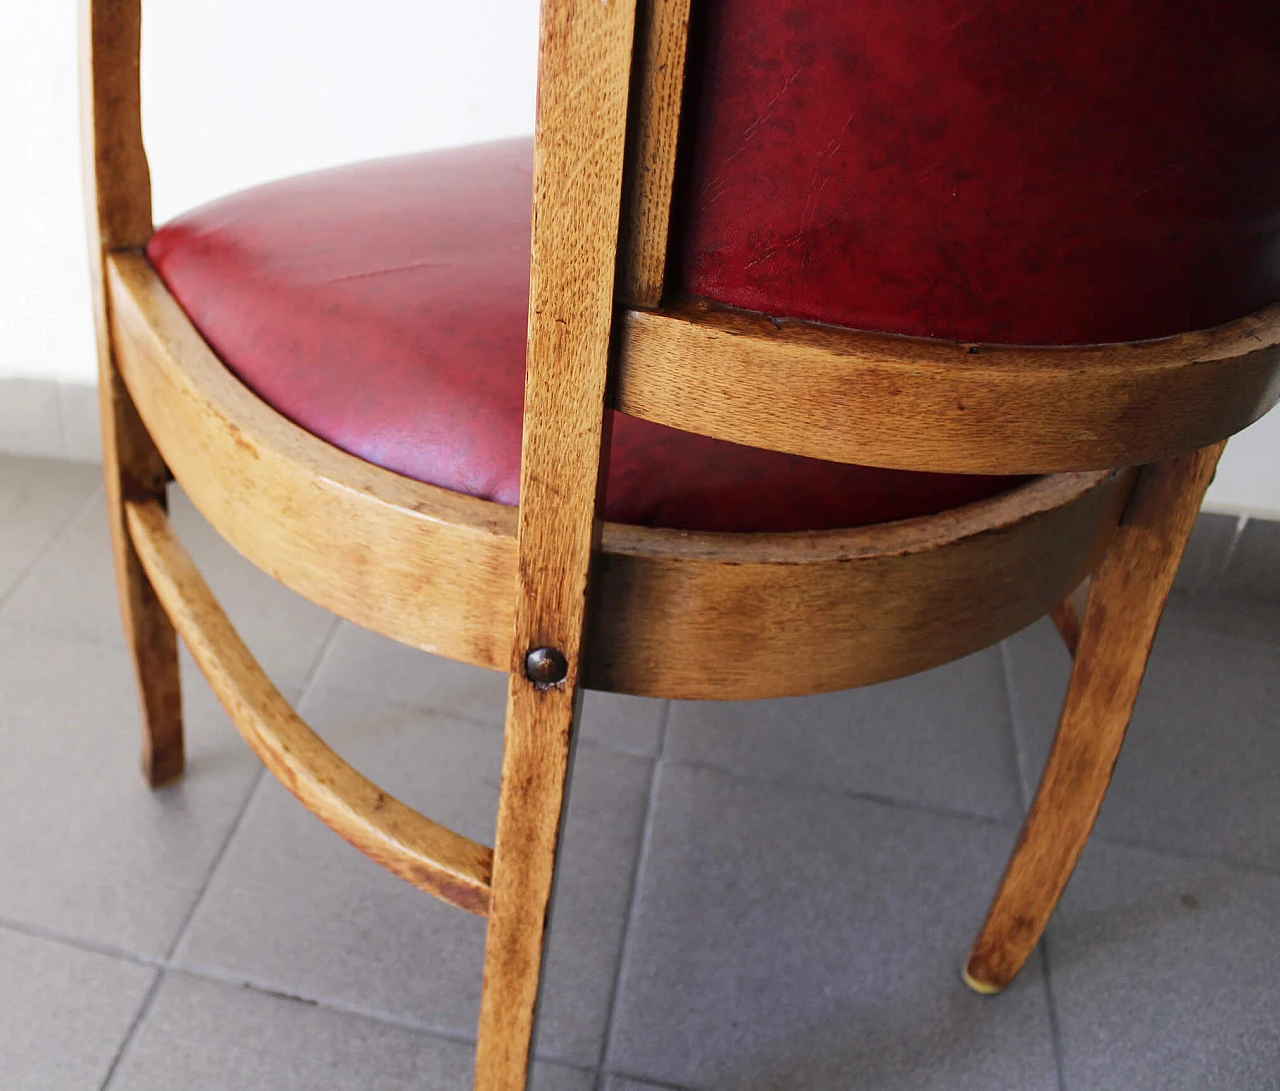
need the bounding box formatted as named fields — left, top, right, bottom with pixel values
left=670, top=0, right=1280, bottom=345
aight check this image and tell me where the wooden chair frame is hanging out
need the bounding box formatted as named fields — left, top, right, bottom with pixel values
left=82, top=1, right=1280, bottom=1088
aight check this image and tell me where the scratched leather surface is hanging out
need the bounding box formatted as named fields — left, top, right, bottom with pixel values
left=674, top=0, right=1280, bottom=344
left=148, top=139, right=1017, bottom=531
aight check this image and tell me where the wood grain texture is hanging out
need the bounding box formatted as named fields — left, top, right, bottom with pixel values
left=81, top=0, right=183, bottom=787
left=125, top=498, right=495, bottom=914
left=620, top=0, right=691, bottom=307
left=965, top=443, right=1225, bottom=993
left=617, top=298, right=1280, bottom=474
left=108, top=252, right=518, bottom=672
left=80, top=0, right=151, bottom=255
left=107, top=252, right=1130, bottom=702
left=477, top=1, right=640, bottom=1088
left=1048, top=577, right=1091, bottom=657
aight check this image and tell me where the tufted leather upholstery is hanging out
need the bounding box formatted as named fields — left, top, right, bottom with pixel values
left=148, top=139, right=1021, bottom=532
left=674, top=0, right=1280, bottom=344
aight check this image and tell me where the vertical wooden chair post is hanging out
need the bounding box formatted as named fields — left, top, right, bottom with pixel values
left=81, top=0, right=184, bottom=786
left=475, top=3, right=639, bottom=1088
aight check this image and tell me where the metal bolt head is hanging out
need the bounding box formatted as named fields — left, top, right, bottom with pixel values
left=525, top=646, right=569, bottom=686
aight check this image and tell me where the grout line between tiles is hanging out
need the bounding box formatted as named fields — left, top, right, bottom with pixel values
left=998, top=638, right=1033, bottom=813
left=163, top=959, right=486, bottom=1046
left=0, top=909, right=606, bottom=1082
left=594, top=700, right=673, bottom=1090
left=162, top=766, right=267, bottom=962
left=140, top=587, right=340, bottom=965
left=1037, top=937, right=1069, bottom=1091
left=0, top=913, right=163, bottom=972
left=662, top=752, right=1019, bottom=832
left=598, top=1073, right=691, bottom=1091
left=1085, top=830, right=1280, bottom=879
left=148, top=960, right=600, bottom=1079
left=301, top=671, right=661, bottom=768
left=298, top=615, right=345, bottom=697
left=1209, top=514, right=1249, bottom=593
left=52, top=382, right=70, bottom=463
left=0, top=481, right=103, bottom=615
left=97, top=966, right=165, bottom=1091
left=1162, top=598, right=1280, bottom=654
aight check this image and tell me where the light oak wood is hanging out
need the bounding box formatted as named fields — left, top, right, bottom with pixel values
left=620, top=0, right=691, bottom=307
left=125, top=498, right=495, bottom=914
left=964, top=443, right=1226, bottom=994
left=617, top=298, right=1280, bottom=474
left=81, top=0, right=183, bottom=787
left=108, top=252, right=517, bottom=673
left=107, top=252, right=1129, bottom=701
left=476, top=1, right=640, bottom=1087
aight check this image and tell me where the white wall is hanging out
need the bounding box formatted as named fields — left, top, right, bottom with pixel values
left=1, top=1, right=1277, bottom=514
left=0, top=0, right=537, bottom=387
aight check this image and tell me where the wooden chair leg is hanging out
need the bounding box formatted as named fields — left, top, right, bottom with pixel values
left=963, top=442, right=1224, bottom=994
left=473, top=684, right=580, bottom=1091
left=101, top=365, right=184, bottom=787
left=84, top=0, right=181, bottom=787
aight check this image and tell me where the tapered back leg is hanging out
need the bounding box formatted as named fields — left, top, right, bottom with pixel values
left=964, top=442, right=1225, bottom=993
left=82, top=0, right=183, bottom=786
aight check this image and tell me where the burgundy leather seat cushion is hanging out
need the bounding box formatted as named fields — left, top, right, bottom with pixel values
left=147, top=139, right=1019, bottom=532
left=675, top=0, right=1280, bottom=344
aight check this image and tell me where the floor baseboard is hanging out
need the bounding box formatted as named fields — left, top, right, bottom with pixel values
left=0, top=378, right=101, bottom=464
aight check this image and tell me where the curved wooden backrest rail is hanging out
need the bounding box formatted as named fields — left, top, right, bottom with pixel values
left=107, top=250, right=1133, bottom=701
left=124, top=498, right=494, bottom=916
left=617, top=299, right=1280, bottom=475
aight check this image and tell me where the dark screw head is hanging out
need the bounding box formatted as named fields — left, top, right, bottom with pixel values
left=525, top=646, right=569, bottom=686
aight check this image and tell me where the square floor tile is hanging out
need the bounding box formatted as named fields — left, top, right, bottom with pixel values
left=316, top=622, right=669, bottom=756
left=0, top=379, right=63, bottom=460
left=174, top=689, right=653, bottom=1067
left=664, top=648, right=1021, bottom=822
left=1159, top=589, right=1280, bottom=649
left=313, top=623, right=509, bottom=726
left=0, top=624, right=265, bottom=956
left=1, top=486, right=338, bottom=687
left=0, top=927, right=155, bottom=1091
left=1173, top=512, right=1237, bottom=593
left=607, top=763, right=1058, bottom=1091
left=109, top=972, right=592, bottom=1090
left=1046, top=841, right=1280, bottom=1091
left=0, top=455, right=99, bottom=603
left=1222, top=517, right=1280, bottom=601
left=1006, top=616, right=1280, bottom=869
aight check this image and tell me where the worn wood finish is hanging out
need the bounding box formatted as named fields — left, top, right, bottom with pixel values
left=125, top=498, right=495, bottom=914
left=107, top=253, right=1129, bottom=701
left=1048, top=577, right=1092, bottom=657
left=588, top=472, right=1131, bottom=698
left=964, top=443, right=1225, bottom=994
left=81, top=0, right=183, bottom=787
left=617, top=299, right=1280, bottom=474
left=108, top=252, right=517, bottom=672
left=476, top=2, right=640, bottom=1088
left=620, top=0, right=691, bottom=307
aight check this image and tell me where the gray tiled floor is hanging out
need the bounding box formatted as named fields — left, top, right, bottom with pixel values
left=0, top=452, right=1277, bottom=1090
